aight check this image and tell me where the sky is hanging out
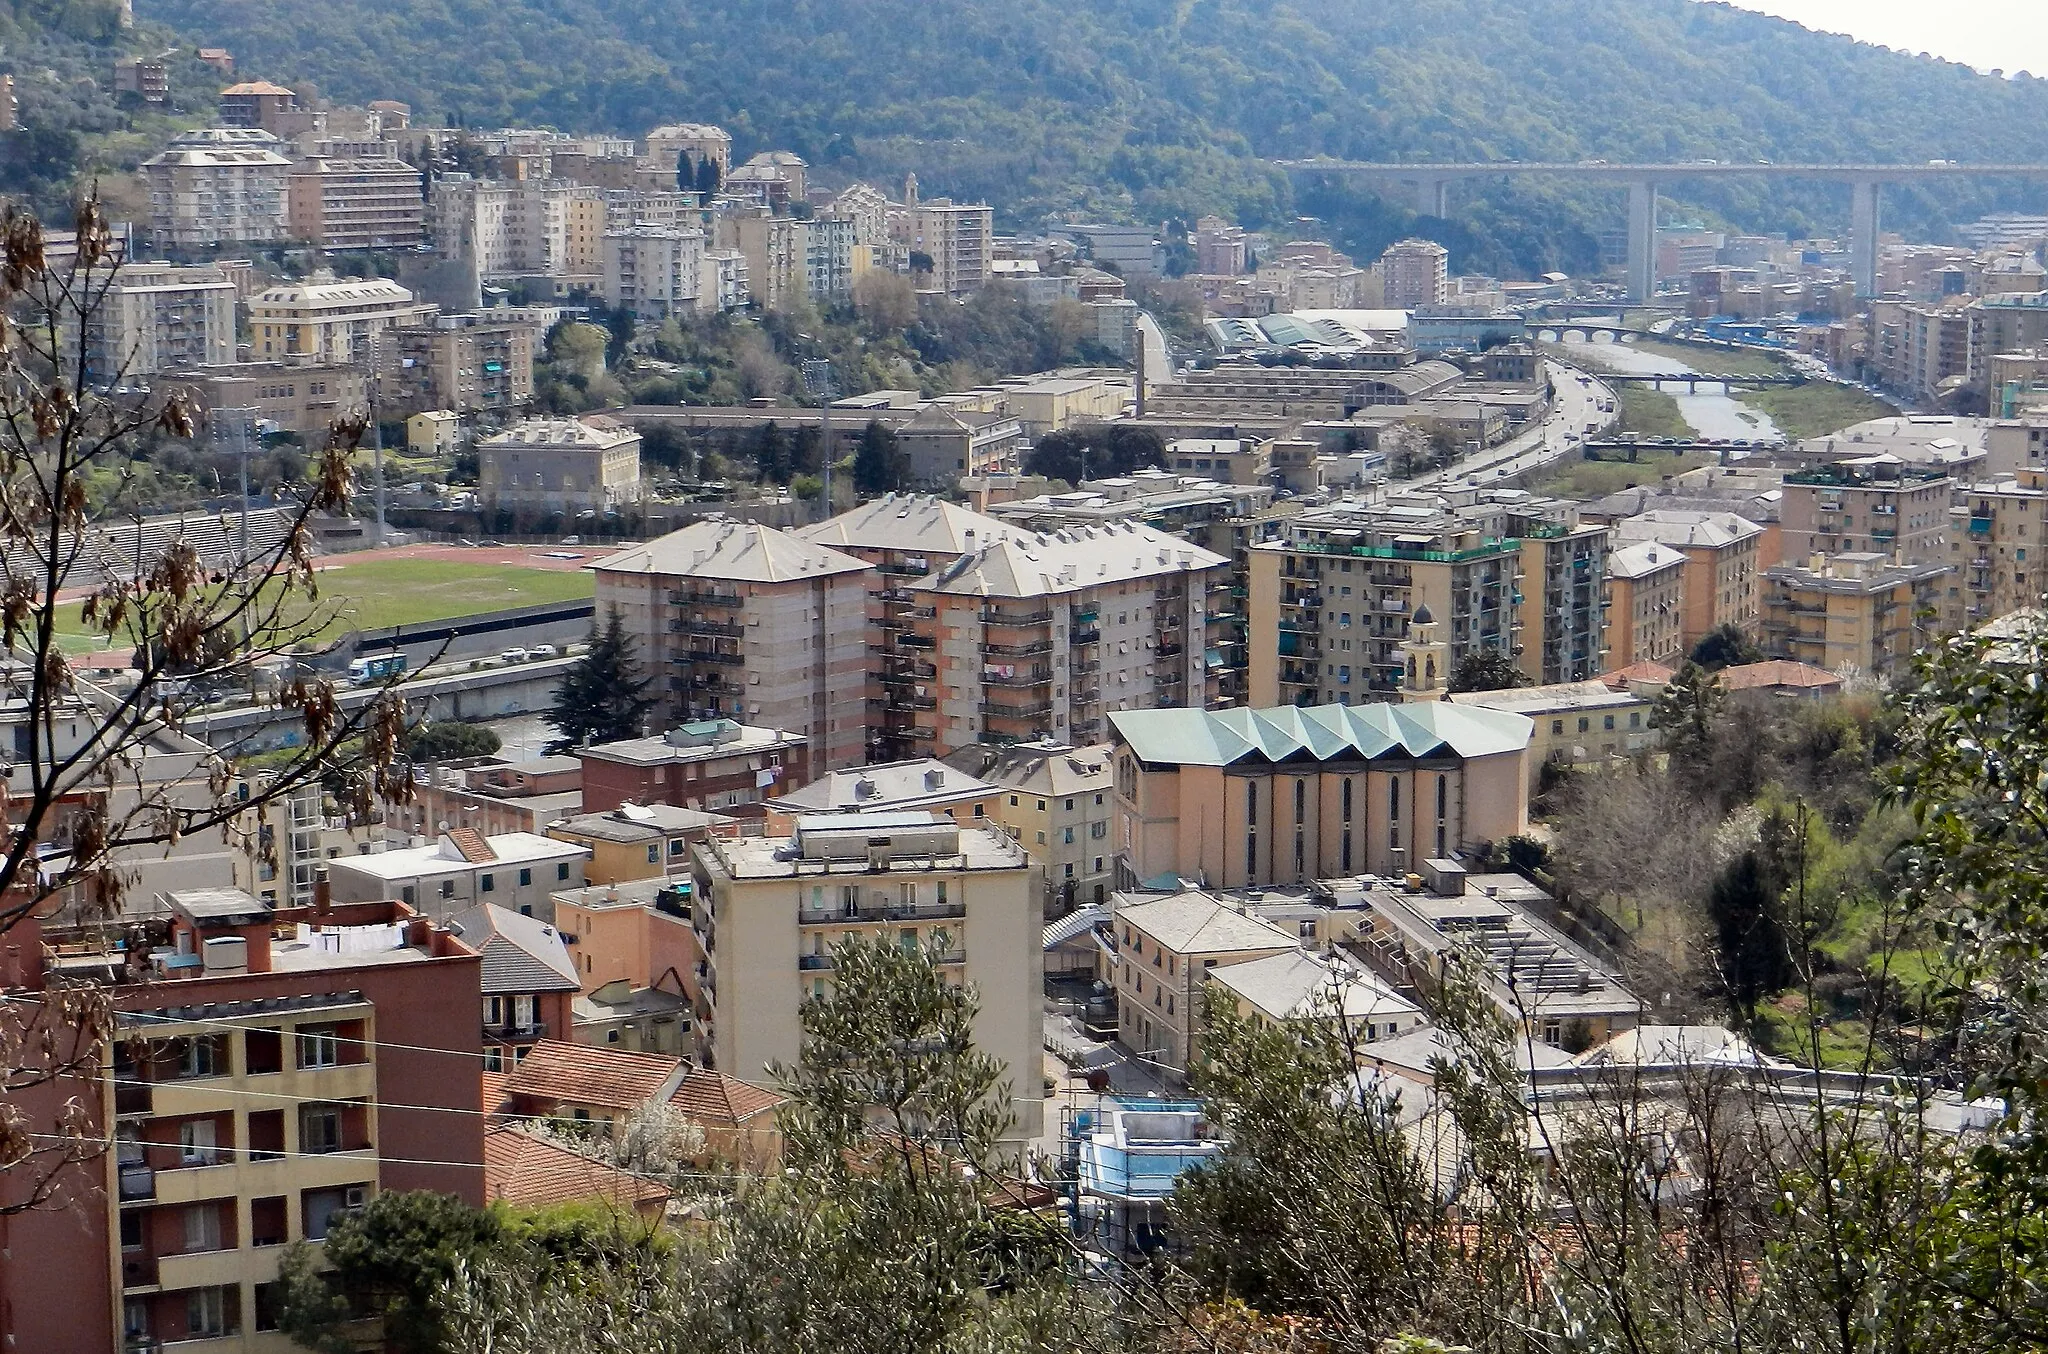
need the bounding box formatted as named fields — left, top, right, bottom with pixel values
left=1716, top=0, right=2048, bottom=76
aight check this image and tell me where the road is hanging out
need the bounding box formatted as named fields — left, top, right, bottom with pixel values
left=1410, top=358, right=1619, bottom=489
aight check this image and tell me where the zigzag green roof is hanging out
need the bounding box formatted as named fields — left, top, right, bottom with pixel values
left=1108, top=701, right=1531, bottom=767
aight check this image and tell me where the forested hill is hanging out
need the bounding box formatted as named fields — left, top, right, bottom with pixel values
left=137, top=0, right=2048, bottom=272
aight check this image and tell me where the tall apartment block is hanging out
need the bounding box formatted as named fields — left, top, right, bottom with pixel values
left=1611, top=510, right=1766, bottom=649
left=910, top=199, right=994, bottom=296
left=687, top=812, right=1042, bottom=1137
left=1247, top=499, right=1524, bottom=707
left=1760, top=554, right=1951, bottom=678
left=379, top=311, right=542, bottom=415
left=596, top=519, right=873, bottom=773
left=0, top=888, right=483, bottom=1353
left=1375, top=238, right=1451, bottom=308
left=798, top=496, right=1231, bottom=761
left=1779, top=460, right=1952, bottom=566
left=142, top=128, right=293, bottom=250
left=1605, top=540, right=1688, bottom=669
left=1511, top=506, right=1610, bottom=684
left=602, top=224, right=707, bottom=319
left=78, top=264, right=237, bottom=381
left=1947, top=469, right=2048, bottom=629
left=286, top=155, right=427, bottom=251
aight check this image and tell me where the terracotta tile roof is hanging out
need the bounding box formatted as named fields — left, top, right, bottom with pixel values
left=445, top=827, right=497, bottom=863
left=1719, top=659, right=1843, bottom=692
left=500, top=1039, right=681, bottom=1113
left=1601, top=660, right=1675, bottom=688
left=667, top=1067, right=785, bottom=1124
left=484, top=1127, right=669, bottom=1211
left=481, top=1070, right=511, bottom=1119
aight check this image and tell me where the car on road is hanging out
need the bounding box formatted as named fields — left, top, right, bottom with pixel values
left=499, top=647, right=530, bottom=664
left=527, top=644, right=559, bottom=660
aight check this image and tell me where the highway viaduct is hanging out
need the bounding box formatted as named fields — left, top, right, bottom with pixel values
left=1273, top=160, right=2048, bottom=301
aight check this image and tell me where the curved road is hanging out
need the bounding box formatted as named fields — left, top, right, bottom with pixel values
left=1412, top=358, right=1620, bottom=489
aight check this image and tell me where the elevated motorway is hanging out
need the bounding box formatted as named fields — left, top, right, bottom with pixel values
left=1273, top=158, right=2048, bottom=301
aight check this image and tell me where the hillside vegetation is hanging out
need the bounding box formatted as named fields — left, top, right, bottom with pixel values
left=132, top=0, right=2048, bottom=274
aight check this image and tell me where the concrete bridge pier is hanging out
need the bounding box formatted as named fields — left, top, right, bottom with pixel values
left=1626, top=179, right=1659, bottom=304
left=1850, top=177, right=1883, bottom=298
left=1412, top=174, right=1453, bottom=218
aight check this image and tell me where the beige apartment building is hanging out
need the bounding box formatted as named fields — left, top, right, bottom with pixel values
left=1375, top=237, right=1450, bottom=309
left=248, top=275, right=437, bottom=365
left=80, top=264, right=236, bottom=379
left=964, top=739, right=1116, bottom=908
left=164, top=363, right=368, bottom=438
left=1778, top=459, right=1952, bottom=566
left=142, top=128, right=293, bottom=250
left=687, top=812, right=1042, bottom=1136
left=1604, top=540, right=1687, bottom=669
left=596, top=519, right=873, bottom=772
left=478, top=417, right=643, bottom=515
left=287, top=155, right=426, bottom=251
left=1761, top=554, right=1952, bottom=678
left=644, top=123, right=732, bottom=179
left=1518, top=516, right=1611, bottom=684
left=1109, top=890, right=1295, bottom=1077
left=1612, top=510, right=1765, bottom=649
left=1869, top=299, right=1974, bottom=405
left=602, top=224, right=707, bottom=319
left=1948, top=472, right=2048, bottom=628
left=430, top=175, right=603, bottom=282
left=1246, top=501, right=1522, bottom=708
left=910, top=199, right=994, bottom=295
left=1108, top=700, right=1532, bottom=891
left=380, top=311, right=542, bottom=415
left=719, top=209, right=801, bottom=311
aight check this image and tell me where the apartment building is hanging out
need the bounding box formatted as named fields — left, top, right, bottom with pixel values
left=77, top=263, right=236, bottom=380
left=1869, top=299, right=1974, bottom=405
left=477, top=416, right=644, bottom=515
left=286, top=155, right=427, bottom=251
left=802, top=213, right=860, bottom=303
left=771, top=758, right=999, bottom=822
left=602, top=224, right=707, bottom=319
left=1246, top=501, right=1523, bottom=707
left=719, top=209, right=801, bottom=311
left=908, top=524, right=1231, bottom=758
left=1450, top=680, right=1658, bottom=790
left=1515, top=512, right=1611, bottom=684
left=687, top=812, right=1042, bottom=1136
left=644, top=122, right=732, bottom=179
left=960, top=739, right=1116, bottom=908
left=448, top=902, right=581, bottom=1066
left=794, top=494, right=1023, bottom=762
left=1947, top=473, right=2048, bottom=628
left=911, top=199, right=994, bottom=295
left=551, top=875, right=699, bottom=1011
left=579, top=720, right=811, bottom=816
left=1108, top=700, right=1533, bottom=891
left=595, top=519, right=873, bottom=772
left=379, top=311, right=542, bottom=415
left=164, top=362, right=369, bottom=438
left=1761, top=553, right=1951, bottom=678
left=248, top=275, right=437, bottom=365
left=545, top=804, right=726, bottom=885
left=430, top=175, right=602, bottom=281
left=142, top=128, right=293, bottom=250
left=323, top=829, right=590, bottom=922
left=896, top=402, right=1026, bottom=485
left=0, top=890, right=483, bottom=1353
left=1375, top=238, right=1451, bottom=308
left=1194, top=215, right=1249, bottom=276
left=216, top=81, right=300, bottom=132
left=1779, top=459, right=1952, bottom=565
left=1611, top=510, right=1766, bottom=648
left=1108, top=890, right=1296, bottom=1076
left=1604, top=540, right=1687, bottom=669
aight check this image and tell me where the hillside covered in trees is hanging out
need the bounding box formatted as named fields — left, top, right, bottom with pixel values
left=134, top=0, right=2048, bottom=274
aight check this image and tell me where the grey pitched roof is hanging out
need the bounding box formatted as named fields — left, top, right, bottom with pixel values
left=451, top=903, right=580, bottom=995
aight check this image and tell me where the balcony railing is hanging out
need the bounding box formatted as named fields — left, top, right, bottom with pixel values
left=982, top=640, right=1052, bottom=658
left=981, top=701, right=1054, bottom=721
left=676, top=618, right=745, bottom=637
left=982, top=608, right=1052, bottom=627
left=799, top=901, right=967, bottom=925
left=669, top=589, right=741, bottom=609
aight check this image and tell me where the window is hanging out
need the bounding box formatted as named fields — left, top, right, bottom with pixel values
left=481, top=873, right=496, bottom=893
left=183, top=1204, right=221, bottom=1252
left=1062, top=826, right=1075, bottom=845
left=186, top=1287, right=228, bottom=1338
left=296, top=1025, right=340, bottom=1069
left=485, top=995, right=505, bottom=1026
left=178, top=1037, right=222, bottom=1079
left=1036, top=831, right=1046, bottom=844
left=300, top=1105, right=341, bottom=1154
left=1552, top=720, right=1564, bottom=736
left=512, top=995, right=537, bottom=1030
left=177, top=1119, right=218, bottom=1167
left=1063, top=798, right=1075, bottom=811
left=440, top=879, right=456, bottom=899
left=1577, top=718, right=1590, bottom=734
left=1090, top=820, right=1106, bottom=839
left=647, top=845, right=661, bottom=864
left=1009, top=795, right=1018, bottom=806
left=1603, top=715, right=1615, bottom=731
left=520, top=867, right=534, bottom=886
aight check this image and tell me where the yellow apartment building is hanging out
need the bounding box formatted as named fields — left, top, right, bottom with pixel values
left=1604, top=539, right=1687, bottom=669
left=1760, top=553, right=1951, bottom=678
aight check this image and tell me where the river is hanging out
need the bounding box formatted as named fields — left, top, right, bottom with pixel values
left=1554, top=333, right=1784, bottom=445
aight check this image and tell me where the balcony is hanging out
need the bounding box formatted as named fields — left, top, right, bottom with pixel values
left=983, top=669, right=1053, bottom=689
left=675, top=618, right=745, bottom=637
left=1071, top=627, right=1102, bottom=645
left=896, top=633, right=937, bottom=650
left=669, top=589, right=741, bottom=609
left=878, top=558, right=931, bottom=576
left=982, top=608, right=1053, bottom=627
left=799, top=901, right=967, bottom=926
left=980, top=700, right=1054, bottom=721
left=1281, top=592, right=1323, bottom=609
left=1157, top=641, right=1184, bottom=658
left=673, top=649, right=744, bottom=666
left=1070, top=686, right=1102, bottom=705
left=982, top=639, right=1052, bottom=658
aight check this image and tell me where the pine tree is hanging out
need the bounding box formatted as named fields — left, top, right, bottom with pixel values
left=852, top=419, right=905, bottom=495
left=545, top=608, right=654, bottom=751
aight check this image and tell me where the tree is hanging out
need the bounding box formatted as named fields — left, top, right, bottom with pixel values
left=695, top=156, right=721, bottom=197
left=1689, top=622, right=1763, bottom=672
left=1652, top=661, right=1725, bottom=770
left=278, top=1190, right=502, bottom=1354
left=546, top=608, right=653, bottom=751
left=1447, top=649, right=1530, bottom=693
left=675, top=151, right=695, bottom=194
left=1022, top=423, right=1168, bottom=484
left=852, top=419, right=907, bottom=495
left=0, top=201, right=412, bottom=1216
left=404, top=720, right=502, bottom=762
left=907, top=249, right=934, bottom=277
left=750, top=420, right=791, bottom=483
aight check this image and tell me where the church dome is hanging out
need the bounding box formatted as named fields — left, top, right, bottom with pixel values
left=1411, top=603, right=1435, bottom=625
